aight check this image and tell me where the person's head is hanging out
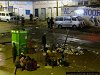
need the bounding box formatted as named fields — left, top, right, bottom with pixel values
left=51, top=17, right=53, bottom=20
left=13, top=43, right=16, bottom=46
left=26, top=56, right=31, bottom=61
left=19, top=54, right=25, bottom=59
left=44, top=33, right=46, bottom=35
left=43, top=33, right=46, bottom=36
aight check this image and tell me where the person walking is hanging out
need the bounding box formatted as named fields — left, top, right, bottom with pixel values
left=12, top=43, right=17, bottom=63
left=47, top=17, right=50, bottom=28
left=94, top=17, right=98, bottom=26
left=16, top=15, right=19, bottom=26
left=29, top=14, right=33, bottom=21
left=42, top=33, right=46, bottom=52
left=50, top=17, right=54, bottom=29
left=21, top=15, right=25, bottom=27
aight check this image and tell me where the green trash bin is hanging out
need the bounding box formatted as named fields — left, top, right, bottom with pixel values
left=11, top=30, right=27, bottom=55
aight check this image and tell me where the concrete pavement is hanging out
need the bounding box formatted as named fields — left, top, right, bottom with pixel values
left=0, top=43, right=100, bottom=75
left=0, top=21, right=100, bottom=74
left=0, top=70, right=13, bottom=75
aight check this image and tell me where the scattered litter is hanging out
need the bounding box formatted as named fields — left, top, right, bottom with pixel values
left=32, top=33, right=35, bottom=34
left=45, top=66, right=52, bottom=69
left=96, top=52, right=99, bottom=55
left=36, top=27, right=39, bottom=29
left=51, top=73, right=54, bottom=75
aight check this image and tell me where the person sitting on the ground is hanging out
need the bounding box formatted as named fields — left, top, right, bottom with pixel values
left=25, top=56, right=31, bottom=62
left=25, top=56, right=32, bottom=71
left=14, top=55, right=26, bottom=75
left=51, top=57, right=57, bottom=67
left=45, top=52, right=51, bottom=66
left=31, top=58, right=37, bottom=70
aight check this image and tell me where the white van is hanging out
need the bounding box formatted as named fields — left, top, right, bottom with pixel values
left=0, top=11, right=14, bottom=22
left=54, top=16, right=85, bottom=28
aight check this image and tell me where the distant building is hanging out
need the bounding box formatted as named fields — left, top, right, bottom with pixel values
left=0, top=0, right=92, bottom=20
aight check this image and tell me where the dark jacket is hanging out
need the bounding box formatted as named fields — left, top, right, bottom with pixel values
left=12, top=45, right=17, bottom=56
left=42, top=35, right=46, bottom=45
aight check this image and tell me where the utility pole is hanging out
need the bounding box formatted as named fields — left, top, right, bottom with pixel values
left=8, top=1, right=9, bottom=11
left=56, top=0, right=58, bottom=16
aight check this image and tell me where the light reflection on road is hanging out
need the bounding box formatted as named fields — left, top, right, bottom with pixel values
left=51, top=33, right=92, bottom=44
left=0, top=70, right=13, bottom=75
left=0, top=53, right=5, bottom=66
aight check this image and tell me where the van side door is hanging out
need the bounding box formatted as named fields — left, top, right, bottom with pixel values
left=64, top=16, right=71, bottom=27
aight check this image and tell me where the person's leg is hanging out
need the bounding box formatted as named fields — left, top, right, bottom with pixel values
left=13, top=56, right=15, bottom=63
left=22, top=65, right=26, bottom=71
left=44, top=44, right=46, bottom=52
left=15, top=56, right=16, bottom=63
left=14, top=67, right=17, bottom=75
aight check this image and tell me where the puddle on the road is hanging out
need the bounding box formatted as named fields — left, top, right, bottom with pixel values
left=55, top=34, right=92, bottom=44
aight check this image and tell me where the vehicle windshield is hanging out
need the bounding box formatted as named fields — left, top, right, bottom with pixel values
left=55, top=17, right=63, bottom=21
left=77, top=16, right=84, bottom=21
left=9, top=13, right=14, bottom=16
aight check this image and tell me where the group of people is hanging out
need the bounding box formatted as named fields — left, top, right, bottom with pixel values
left=44, top=51, right=68, bottom=67
left=16, top=15, right=25, bottom=26
left=47, top=17, right=54, bottom=29
left=12, top=43, right=39, bottom=75
left=14, top=55, right=38, bottom=75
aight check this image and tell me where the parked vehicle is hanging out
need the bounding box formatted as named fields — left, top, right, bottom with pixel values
left=0, top=11, right=14, bottom=22
left=10, top=16, right=22, bottom=24
left=54, top=16, right=85, bottom=28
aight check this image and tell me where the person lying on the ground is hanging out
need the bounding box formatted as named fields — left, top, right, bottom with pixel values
left=14, top=55, right=26, bottom=75
left=25, top=57, right=39, bottom=71
left=30, top=58, right=38, bottom=70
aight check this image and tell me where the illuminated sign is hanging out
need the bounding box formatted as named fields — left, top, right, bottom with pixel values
left=64, top=7, right=100, bottom=16
left=84, top=9, right=100, bottom=16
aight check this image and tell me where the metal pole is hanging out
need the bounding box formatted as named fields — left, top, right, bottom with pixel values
left=64, top=28, right=69, bottom=46
left=56, top=0, right=58, bottom=16
left=8, top=1, right=9, bottom=11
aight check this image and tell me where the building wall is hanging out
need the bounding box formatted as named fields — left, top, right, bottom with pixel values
left=88, top=0, right=100, bottom=5
left=33, top=1, right=59, bottom=19
left=0, top=0, right=89, bottom=20
left=0, top=1, right=33, bottom=19
left=33, top=0, right=88, bottom=20
left=62, top=6, right=100, bottom=26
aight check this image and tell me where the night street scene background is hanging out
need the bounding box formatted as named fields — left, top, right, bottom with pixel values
left=0, top=0, right=100, bottom=75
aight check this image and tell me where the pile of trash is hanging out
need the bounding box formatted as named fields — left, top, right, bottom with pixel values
left=56, top=44, right=84, bottom=55
left=42, top=43, right=85, bottom=55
